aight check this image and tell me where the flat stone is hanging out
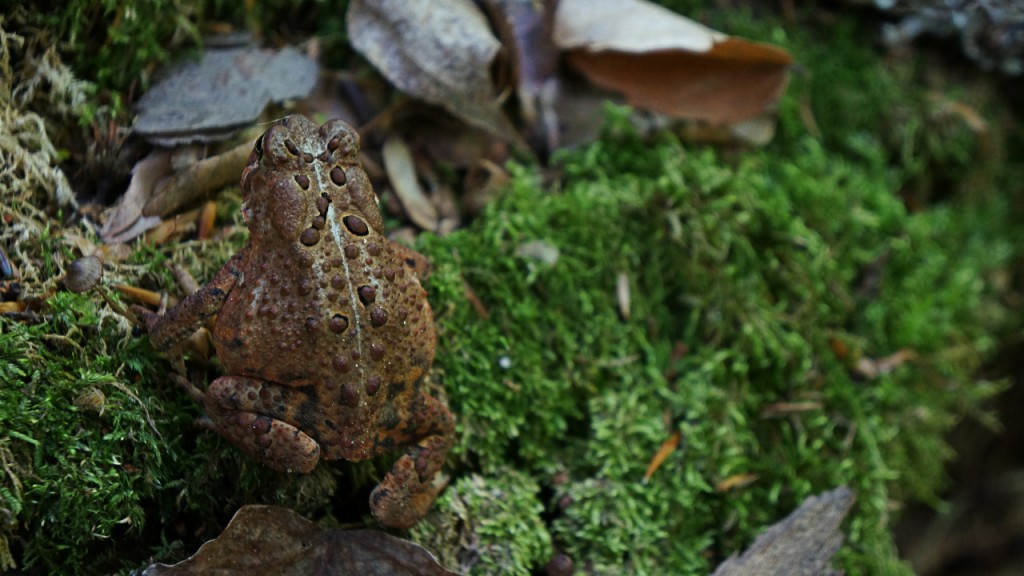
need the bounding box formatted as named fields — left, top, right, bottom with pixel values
left=134, top=45, right=318, bottom=146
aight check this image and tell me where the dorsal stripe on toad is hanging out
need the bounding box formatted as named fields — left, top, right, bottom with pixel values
left=327, top=200, right=364, bottom=366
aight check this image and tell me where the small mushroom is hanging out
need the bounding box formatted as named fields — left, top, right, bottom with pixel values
left=65, top=255, right=140, bottom=324
left=66, top=255, right=104, bottom=293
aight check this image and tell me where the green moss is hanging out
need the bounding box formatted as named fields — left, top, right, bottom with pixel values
left=8, top=1, right=199, bottom=119
left=0, top=292, right=166, bottom=571
left=1, top=2, right=1019, bottom=574
left=411, top=470, right=552, bottom=575
left=415, top=112, right=1007, bottom=573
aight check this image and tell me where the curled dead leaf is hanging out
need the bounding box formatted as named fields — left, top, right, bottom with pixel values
left=113, top=284, right=163, bottom=307
left=715, top=473, right=759, bottom=493
left=642, top=430, right=681, bottom=483
left=101, top=149, right=173, bottom=241
left=854, top=349, right=916, bottom=380
left=103, top=137, right=249, bottom=244
left=348, top=0, right=524, bottom=146
left=143, top=505, right=455, bottom=576
left=481, top=0, right=560, bottom=145
left=143, top=140, right=251, bottom=220
left=554, top=0, right=792, bottom=125
left=554, top=0, right=725, bottom=52
left=382, top=136, right=440, bottom=231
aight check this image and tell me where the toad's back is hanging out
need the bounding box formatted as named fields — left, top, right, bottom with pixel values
left=210, top=115, right=436, bottom=455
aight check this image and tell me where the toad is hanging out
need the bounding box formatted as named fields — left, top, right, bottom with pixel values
left=137, top=115, right=455, bottom=528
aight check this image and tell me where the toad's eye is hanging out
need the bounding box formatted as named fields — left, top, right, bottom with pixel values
left=253, top=133, right=265, bottom=159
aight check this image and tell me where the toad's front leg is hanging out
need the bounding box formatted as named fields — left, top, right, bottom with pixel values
left=370, top=393, right=456, bottom=528
left=136, top=248, right=248, bottom=348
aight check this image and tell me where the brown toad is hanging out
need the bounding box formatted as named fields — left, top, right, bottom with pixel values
left=138, top=115, right=455, bottom=528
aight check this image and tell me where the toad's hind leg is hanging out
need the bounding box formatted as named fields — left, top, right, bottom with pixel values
left=370, top=394, right=456, bottom=528
left=200, top=375, right=322, bottom=474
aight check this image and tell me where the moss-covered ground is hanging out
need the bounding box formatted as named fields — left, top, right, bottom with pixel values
left=2, top=2, right=1022, bottom=574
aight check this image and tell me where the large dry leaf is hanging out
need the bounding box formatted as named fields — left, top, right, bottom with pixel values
left=347, top=0, right=523, bottom=145
left=101, top=142, right=250, bottom=243
left=142, top=140, right=251, bottom=218
left=481, top=0, right=559, bottom=127
left=482, top=0, right=561, bottom=152
left=143, top=505, right=455, bottom=576
left=554, top=0, right=725, bottom=52
left=554, top=0, right=792, bottom=125
left=100, top=149, right=172, bottom=241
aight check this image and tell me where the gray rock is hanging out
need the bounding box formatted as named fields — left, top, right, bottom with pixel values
left=134, top=45, right=318, bottom=146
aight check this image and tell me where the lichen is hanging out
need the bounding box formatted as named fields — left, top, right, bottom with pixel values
left=0, top=16, right=79, bottom=216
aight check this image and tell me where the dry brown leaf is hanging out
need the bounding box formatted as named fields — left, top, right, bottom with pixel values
left=347, top=0, right=524, bottom=146
left=0, top=301, right=26, bottom=314
left=196, top=201, right=218, bottom=240
left=103, top=140, right=249, bottom=244
left=101, top=149, right=173, bottom=241
left=554, top=0, right=792, bottom=125
left=482, top=0, right=560, bottom=148
left=142, top=207, right=201, bottom=246
left=113, top=284, right=163, bottom=307
left=715, top=472, right=759, bottom=493
left=381, top=135, right=440, bottom=231
left=463, top=159, right=511, bottom=215
left=854, top=349, right=917, bottom=380
left=642, top=430, right=680, bottom=483
left=143, top=505, right=455, bottom=576
left=143, top=140, right=251, bottom=219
